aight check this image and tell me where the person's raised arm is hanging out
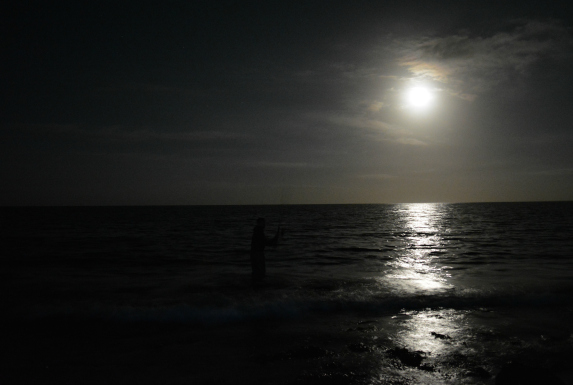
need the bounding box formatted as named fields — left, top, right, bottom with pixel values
left=267, top=226, right=280, bottom=247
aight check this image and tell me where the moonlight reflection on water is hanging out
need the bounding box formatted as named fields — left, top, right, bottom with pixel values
left=380, top=203, right=453, bottom=294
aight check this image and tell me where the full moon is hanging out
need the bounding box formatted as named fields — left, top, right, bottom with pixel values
left=406, top=86, right=433, bottom=108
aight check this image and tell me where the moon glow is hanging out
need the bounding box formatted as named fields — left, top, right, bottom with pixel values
left=406, top=86, right=433, bottom=109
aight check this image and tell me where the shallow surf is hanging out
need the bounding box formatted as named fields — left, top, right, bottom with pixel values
left=3, top=202, right=573, bottom=383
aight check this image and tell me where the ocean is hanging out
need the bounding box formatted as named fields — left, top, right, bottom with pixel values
left=3, top=202, right=573, bottom=384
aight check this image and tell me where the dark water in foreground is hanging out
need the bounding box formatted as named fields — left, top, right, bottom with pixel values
left=3, top=202, right=573, bottom=384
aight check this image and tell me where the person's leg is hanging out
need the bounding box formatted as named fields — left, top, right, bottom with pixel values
left=251, top=252, right=264, bottom=281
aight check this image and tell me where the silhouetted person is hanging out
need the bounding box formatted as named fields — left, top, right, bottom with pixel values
left=250, top=218, right=279, bottom=283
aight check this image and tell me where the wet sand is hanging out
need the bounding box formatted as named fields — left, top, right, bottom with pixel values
left=3, top=307, right=573, bottom=384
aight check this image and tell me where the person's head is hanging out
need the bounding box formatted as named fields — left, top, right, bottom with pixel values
left=256, top=218, right=266, bottom=227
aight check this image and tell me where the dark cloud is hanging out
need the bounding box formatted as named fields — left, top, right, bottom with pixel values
left=397, top=19, right=573, bottom=98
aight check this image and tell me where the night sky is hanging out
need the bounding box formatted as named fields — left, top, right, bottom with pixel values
left=2, top=1, right=573, bottom=205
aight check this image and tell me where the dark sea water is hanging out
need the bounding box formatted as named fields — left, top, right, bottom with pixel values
left=3, top=202, right=573, bottom=384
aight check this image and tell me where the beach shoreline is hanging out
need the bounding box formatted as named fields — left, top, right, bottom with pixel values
left=4, top=306, right=573, bottom=384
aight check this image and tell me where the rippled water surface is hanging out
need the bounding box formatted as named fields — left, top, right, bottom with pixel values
left=3, top=202, right=573, bottom=383
left=4, top=202, right=573, bottom=313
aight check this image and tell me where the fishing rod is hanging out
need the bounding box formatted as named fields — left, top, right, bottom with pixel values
left=277, top=187, right=293, bottom=242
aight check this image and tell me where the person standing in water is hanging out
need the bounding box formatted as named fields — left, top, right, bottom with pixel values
left=250, top=218, right=280, bottom=283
